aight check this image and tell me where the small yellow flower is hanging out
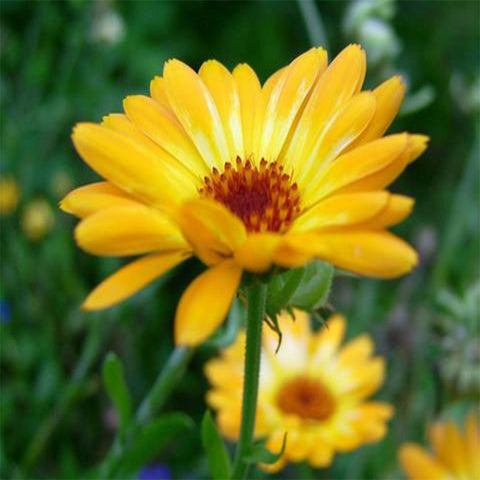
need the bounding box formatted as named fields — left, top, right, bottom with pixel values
left=205, top=311, right=394, bottom=471
left=0, top=176, right=20, bottom=216
left=21, top=198, right=55, bottom=241
left=61, top=45, right=428, bottom=345
left=399, top=412, right=480, bottom=480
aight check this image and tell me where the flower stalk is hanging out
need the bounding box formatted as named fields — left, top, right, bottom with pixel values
left=231, top=281, right=268, bottom=479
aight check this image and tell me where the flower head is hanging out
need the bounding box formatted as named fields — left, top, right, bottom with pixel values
left=21, top=198, right=55, bottom=241
left=205, top=311, right=394, bottom=471
left=399, top=412, right=480, bottom=480
left=61, top=45, right=428, bottom=345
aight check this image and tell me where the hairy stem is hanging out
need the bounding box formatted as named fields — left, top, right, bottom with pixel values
left=231, top=282, right=268, bottom=479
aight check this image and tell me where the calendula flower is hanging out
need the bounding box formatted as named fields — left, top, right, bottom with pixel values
left=205, top=311, right=394, bottom=471
left=399, top=412, right=480, bottom=480
left=0, top=175, right=20, bottom=216
left=61, top=45, right=428, bottom=345
left=21, top=198, right=55, bottom=241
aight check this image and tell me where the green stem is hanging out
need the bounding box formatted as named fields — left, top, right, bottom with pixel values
left=296, top=0, right=329, bottom=51
left=136, top=346, right=193, bottom=425
left=231, top=282, right=268, bottom=480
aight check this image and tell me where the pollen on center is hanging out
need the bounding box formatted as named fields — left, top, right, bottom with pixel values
left=199, top=157, right=301, bottom=233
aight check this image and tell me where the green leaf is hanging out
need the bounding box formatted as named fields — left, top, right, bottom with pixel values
left=102, top=352, right=132, bottom=432
left=289, top=260, right=333, bottom=311
left=244, top=433, right=287, bottom=465
left=266, top=260, right=333, bottom=319
left=201, top=411, right=231, bottom=480
left=266, top=267, right=304, bottom=318
left=117, top=413, right=194, bottom=476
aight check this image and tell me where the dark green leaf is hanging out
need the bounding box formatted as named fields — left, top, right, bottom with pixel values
left=117, top=413, right=194, bottom=476
left=201, top=411, right=231, bottom=480
left=102, top=352, right=132, bottom=432
left=244, top=433, right=287, bottom=464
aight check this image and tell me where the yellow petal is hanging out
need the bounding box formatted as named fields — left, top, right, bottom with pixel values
left=177, top=198, right=247, bottom=265
left=465, top=413, right=480, bottom=479
left=232, top=63, right=261, bottom=158
left=351, top=402, right=394, bottom=441
left=281, top=230, right=418, bottom=278
left=305, top=133, right=408, bottom=204
left=291, top=192, right=389, bottom=233
left=258, top=47, right=326, bottom=162
left=271, top=238, right=315, bottom=269
left=336, top=134, right=429, bottom=195
left=399, top=444, right=450, bottom=480
left=298, top=91, right=377, bottom=193
left=82, top=250, right=190, bottom=310
left=123, top=95, right=208, bottom=176
left=341, top=357, right=386, bottom=399
left=101, top=113, right=198, bottom=184
left=353, top=194, right=415, bottom=229
left=175, top=260, right=243, bottom=345
left=282, top=44, right=366, bottom=176
left=337, top=334, right=374, bottom=365
left=309, top=314, right=346, bottom=368
left=199, top=60, right=244, bottom=160
left=60, top=182, right=139, bottom=218
left=75, top=205, right=188, bottom=256
left=308, top=440, right=335, bottom=468
left=251, top=67, right=288, bottom=163
left=348, top=75, right=406, bottom=149
left=163, top=59, right=230, bottom=169
left=430, top=421, right=467, bottom=477
left=149, top=76, right=171, bottom=110
left=73, top=123, right=195, bottom=207
left=233, top=233, right=283, bottom=273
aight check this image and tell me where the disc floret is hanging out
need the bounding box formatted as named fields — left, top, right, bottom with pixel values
left=199, top=157, right=301, bottom=233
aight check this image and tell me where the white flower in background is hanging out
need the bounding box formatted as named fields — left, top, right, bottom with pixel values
left=90, top=8, right=125, bottom=46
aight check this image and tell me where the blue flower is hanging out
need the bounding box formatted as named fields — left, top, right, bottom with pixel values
left=0, top=299, right=11, bottom=325
left=138, top=463, right=171, bottom=480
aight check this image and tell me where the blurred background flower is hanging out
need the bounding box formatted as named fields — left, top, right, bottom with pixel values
left=0, top=175, right=20, bottom=216
left=137, top=463, right=171, bottom=480
left=205, top=311, right=394, bottom=473
left=20, top=198, right=55, bottom=241
left=399, top=412, right=479, bottom=480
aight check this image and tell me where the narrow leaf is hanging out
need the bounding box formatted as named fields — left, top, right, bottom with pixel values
left=201, top=411, right=231, bottom=480
left=102, top=352, right=132, bottom=432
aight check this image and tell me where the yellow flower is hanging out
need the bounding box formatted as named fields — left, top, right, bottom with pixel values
left=0, top=176, right=20, bottom=216
left=61, top=45, right=428, bottom=345
left=399, top=412, right=480, bottom=480
left=21, top=198, right=55, bottom=241
left=205, top=311, right=394, bottom=471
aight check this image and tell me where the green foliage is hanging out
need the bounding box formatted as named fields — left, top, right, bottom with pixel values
left=201, top=411, right=231, bottom=480
left=0, top=0, right=478, bottom=479
left=244, top=434, right=287, bottom=465
left=115, top=413, right=194, bottom=477
left=102, top=352, right=132, bottom=434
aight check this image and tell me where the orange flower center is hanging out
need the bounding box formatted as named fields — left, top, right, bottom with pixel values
left=276, top=376, right=336, bottom=421
left=199, top=157, right=301, bottom=233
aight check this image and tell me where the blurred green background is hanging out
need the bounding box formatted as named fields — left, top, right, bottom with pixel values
left=1, top=0, right=479, bottom=479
